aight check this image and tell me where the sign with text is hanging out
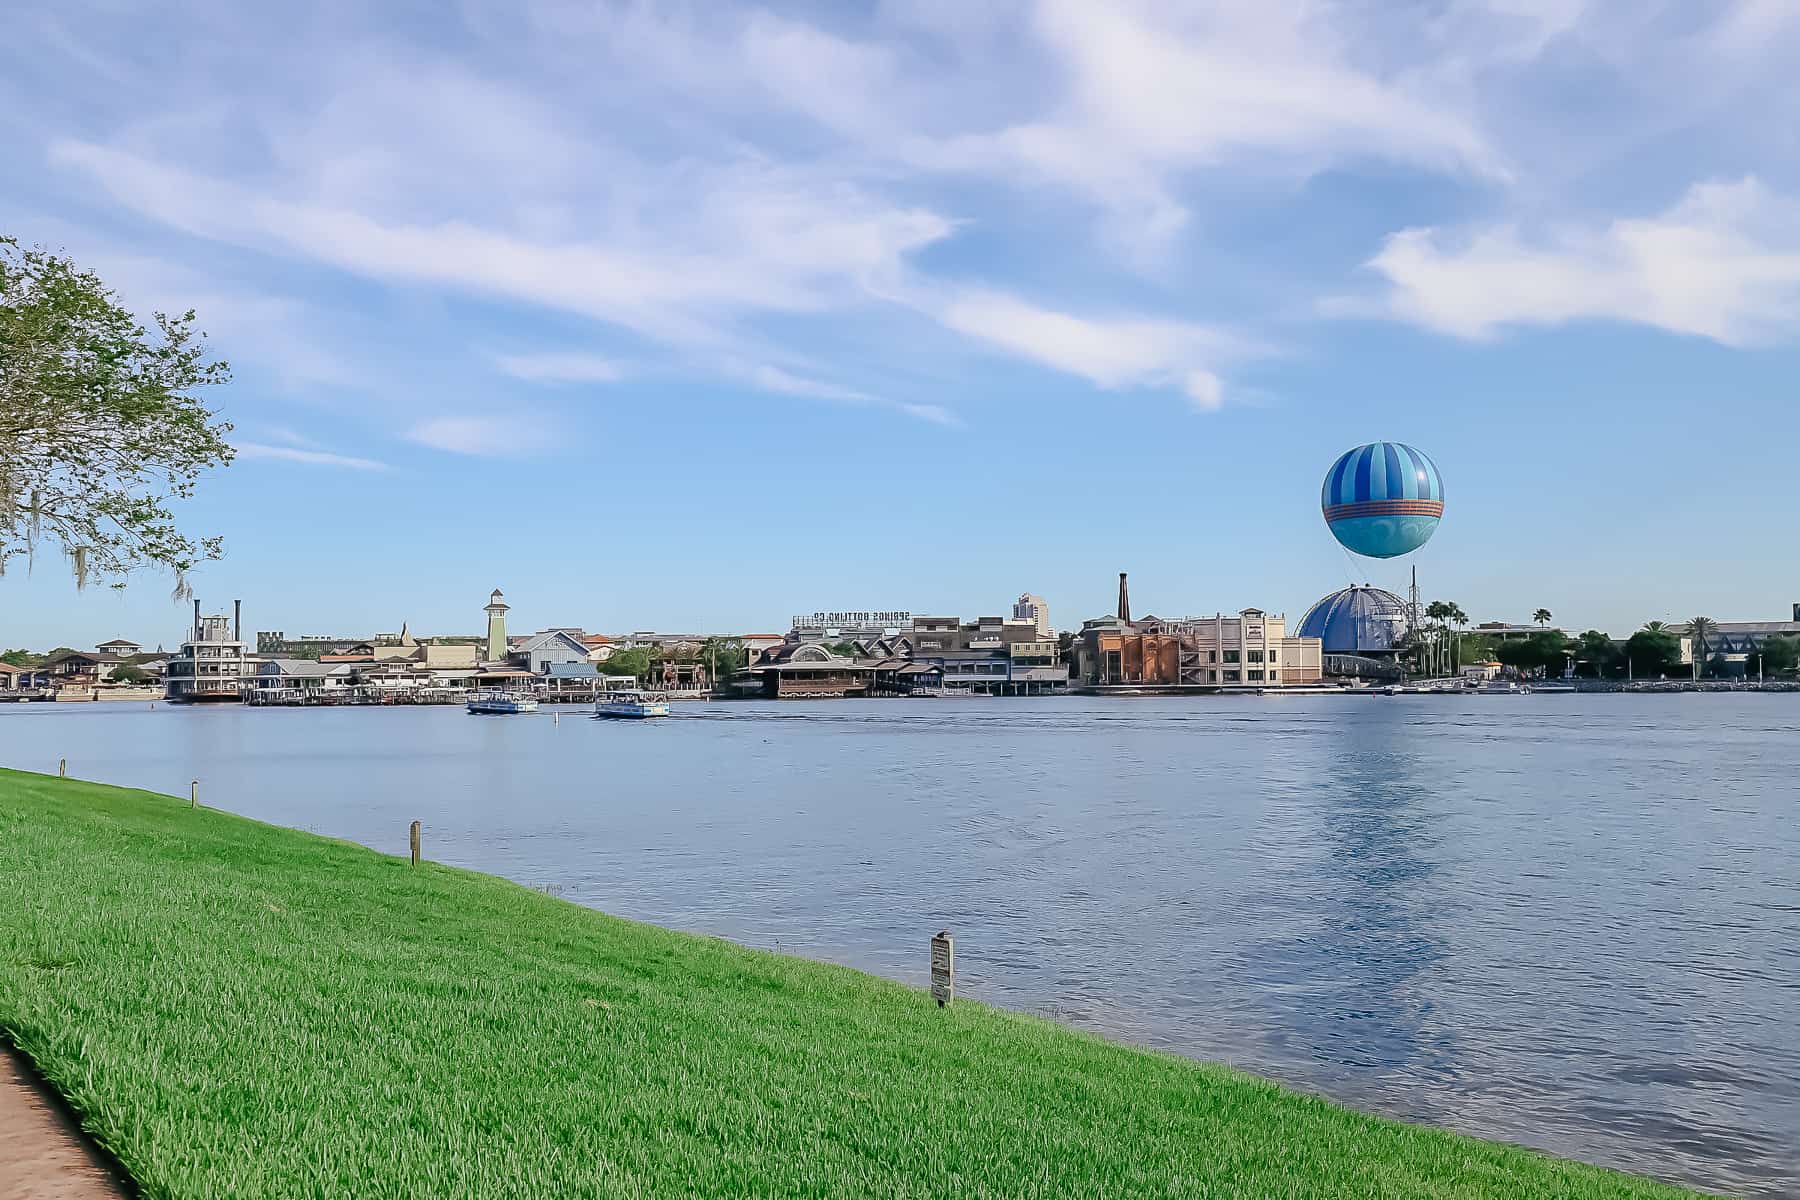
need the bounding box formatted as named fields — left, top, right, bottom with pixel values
left=791, top=611, right=912, bottom=630
left=930, top=930, right=954, bottom=1007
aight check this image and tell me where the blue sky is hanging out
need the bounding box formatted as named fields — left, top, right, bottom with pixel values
left=4, top=1, right=1799, bottom=648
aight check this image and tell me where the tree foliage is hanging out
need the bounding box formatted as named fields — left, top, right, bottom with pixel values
left=1494, top=630, right=1570, bottom=677
left=1, top=237, right=233, bottom=589
left=1625, top=625, right=1683, bottom=678
left=1761, top=635, right=1800, bottom=677
left=1571, top=630, right=1624, bottom=678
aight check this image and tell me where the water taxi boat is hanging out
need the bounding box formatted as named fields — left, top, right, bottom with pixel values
left=466, top=691, right=540, bottom=715
left=593, top=690, right=670, bottom=719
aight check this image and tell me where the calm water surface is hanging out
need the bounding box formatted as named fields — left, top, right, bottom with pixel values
left=3, top=696, right=1795, bottom=1197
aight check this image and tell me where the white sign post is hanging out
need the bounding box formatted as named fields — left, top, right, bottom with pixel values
left=930, top=930, right=954, bottom=1007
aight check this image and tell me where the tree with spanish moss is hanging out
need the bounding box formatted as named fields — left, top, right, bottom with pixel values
left=1, top=236, right=233, bottom=591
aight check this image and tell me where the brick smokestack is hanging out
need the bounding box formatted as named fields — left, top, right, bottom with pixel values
left=1117, top=572, right=1131, bottom=625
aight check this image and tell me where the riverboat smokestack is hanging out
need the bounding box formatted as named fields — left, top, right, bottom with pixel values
left=234, top=599, right=241, bottom=642
left=1118, top=572, right=1131, bottom=626
left=193, top=599, right=201, bottom=642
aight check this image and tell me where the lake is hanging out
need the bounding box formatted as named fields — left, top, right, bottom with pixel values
left=2, top=695, right=1794, bottom=1197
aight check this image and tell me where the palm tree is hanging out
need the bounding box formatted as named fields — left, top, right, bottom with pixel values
left=1533, top=608, right=1553, bottom=627
left=1688, top=616, right=1715, bottom=680
left=1424, top=600, right=1458, bottom=677
left=1445, top=602, right=1469, bottom=673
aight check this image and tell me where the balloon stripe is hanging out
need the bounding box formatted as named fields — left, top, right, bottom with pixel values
left=1381, top=443, right=1404, bottom=501
left=1400, top=443, right=1431, bottom=501
left=1326, top=451, right=1352, bottom=508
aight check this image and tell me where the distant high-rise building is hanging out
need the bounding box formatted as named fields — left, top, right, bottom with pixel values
left=1013, top=593, right=1052, bottom=639
left=484, top=589, right=510, bottom=663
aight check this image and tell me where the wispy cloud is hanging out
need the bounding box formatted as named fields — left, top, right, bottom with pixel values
left=937, top=289, right=1247, bottom=411
left=17, top=0, right=1800, bottom=433
left=1356, top=177, right=1800, bottom=345
left=49, top=140, right=953, bottom=345
left=235, top=441, right=389, bottom=470
left=405, top=415, right=555, bottom=456
left=494, top=352, right=626, bottom=384
left=728, top=362, right=960, bottom=427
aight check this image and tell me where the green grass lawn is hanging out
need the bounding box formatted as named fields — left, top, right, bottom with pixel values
left=0, top=768, right=1702, bottom=1199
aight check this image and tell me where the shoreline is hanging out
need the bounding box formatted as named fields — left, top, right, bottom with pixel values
left=4, top=678, right=1797, bottom=708
left=0, top=767, right=1709, bottom=1198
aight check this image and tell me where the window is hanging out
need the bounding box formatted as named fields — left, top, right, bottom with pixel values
left=1207, top=650, right=1217, bottom=662
left=1248, top=649, right=1263, bottom=663
left=1225, top=670, right=1241, bottom=681
left=1224, top=650, right=1239, bottom=664
left=1248, top=670, right=1264, bottom=681
left=1267, top=650, right=1277, bottom=663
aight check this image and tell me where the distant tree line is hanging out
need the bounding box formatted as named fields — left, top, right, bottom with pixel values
left=1411, top=605, right=1797, bottom=681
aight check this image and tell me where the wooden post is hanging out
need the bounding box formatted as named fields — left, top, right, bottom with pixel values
left=930, top=930, right=954, bottom=1007
left=409, top=820, right=421, bottom=867
left=58, top=758, right=66, bottom=777
left=190, top=780, right=199, bottom=808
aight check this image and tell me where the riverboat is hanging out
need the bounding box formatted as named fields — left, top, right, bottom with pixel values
left=467, top=691, right=540, bottom=715
left=593, top=690, right=670, bottom=719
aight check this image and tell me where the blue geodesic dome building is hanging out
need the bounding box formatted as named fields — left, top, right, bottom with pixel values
left=1297, top=585, right=1412, bottom=655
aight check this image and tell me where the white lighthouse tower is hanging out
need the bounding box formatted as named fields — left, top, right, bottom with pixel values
left=484, top=589, right=510, bottom=664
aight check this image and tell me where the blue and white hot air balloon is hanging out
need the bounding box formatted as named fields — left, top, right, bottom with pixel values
left=1321, top=442, right=1444, bottom=559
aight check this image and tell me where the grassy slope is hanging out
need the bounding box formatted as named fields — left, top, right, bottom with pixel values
left=0, top=769, right=1698, bottom=1200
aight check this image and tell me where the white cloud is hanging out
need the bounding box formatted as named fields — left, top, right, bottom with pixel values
left=235, top=442, right=389, bottom=470
left=49, top=141, right=954, bottom=349
left=24, top=0, right=1800, bottom=433
left=938, top=289, right=1246, bottom=409
left=900, top=2, right=1504, bottom=260
left=1360, top=178, right=1800, bottom=344
left=728, top=362, right=960, bottom=427
left=406, top=416, right=548, bottom=456
left=494, top=352, right=626, bottom=384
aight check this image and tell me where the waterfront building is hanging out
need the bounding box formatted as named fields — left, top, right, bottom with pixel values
left=255, top=658, right=332, bottom=701
left=1669, top=612, right=1800, bottom=670
left=789, top=610, right=913, bottom=643
left=545, top=661, right=601, bottom=697
left=1071, top=609, right=1322, bottom=687
left=165, top=600, right=257, bottom=703
left=96, top=638, right=141, bottom=657
left=484, top=590, right=510, bottom=663
left=1007, top=641, right=1067, bottom=693
left=1295, top=585, right=1416, bottom=681
left=738, top=642, right=942, bottom=699
left=1297, top=586, right=1412, bottom=654
left=739, top=634, right=787, bottom=660
left=41, top=650, right=126, bottom=687
left=0, top=664, right=51, bottom=694
left=902, top=616, right=1066, bottom=695
left=510, top=629, right=592, bottom=675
